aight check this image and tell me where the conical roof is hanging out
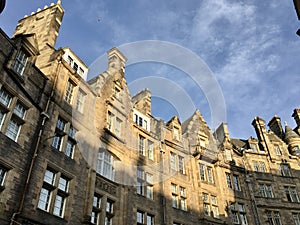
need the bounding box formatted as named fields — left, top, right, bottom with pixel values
left=284, top=124, right=300, bottom=141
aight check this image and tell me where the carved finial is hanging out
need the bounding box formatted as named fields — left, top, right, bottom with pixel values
left=57, top=0, right=61, bottom=4
left=284, top=121, right=288, bottom=126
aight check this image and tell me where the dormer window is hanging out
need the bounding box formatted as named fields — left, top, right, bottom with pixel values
left=133, top=109, right=150, bottom=131
left=73, top=62, right=78, bottom=72
left=250, top=143, right=258, bottom=153
left=13, top=50, right=28, bottom=76
left=173, top=127, right=180, bottom=140
left=225, top=149, right=232, bottom=161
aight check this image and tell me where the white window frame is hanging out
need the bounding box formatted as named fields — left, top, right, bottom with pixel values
left=13, top=50, right=28, bottom=76
left=97, top=150, right=115, bottom=181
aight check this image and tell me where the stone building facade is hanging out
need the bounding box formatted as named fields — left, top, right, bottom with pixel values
left=1, top=1, right=300, bottom=225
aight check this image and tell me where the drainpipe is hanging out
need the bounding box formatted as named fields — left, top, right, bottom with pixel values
left=10, top=56, right=62, bottom=225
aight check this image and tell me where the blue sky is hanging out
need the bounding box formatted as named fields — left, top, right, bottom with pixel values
left=1, top=0, right=300, bottom=139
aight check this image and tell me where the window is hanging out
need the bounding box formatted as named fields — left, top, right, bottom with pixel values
left=253, top=161, right=266, bottom=172
left=233, top=175, right=241, bottom=191
left=0, top=88, right=12, bottom=107
left=52, top=117, right=76, bottom=159
left=107, top=111, right=122, bottom=137
left=199, top=164, right=214, bottom=183
left=267, top=211, right=282, bottom=225
left=274, top=145, right=281, bottom=155
left=75, top=89, right=85, bottom=113
left=285, top=186, right=300, bottom=203
left=105, top=199, right=114, bottom=225
left=226, top=173, right=232, bottom=189
left=226, top=173, right=241, bottom=191
left=67, top=56, right=73, bottom=65
left=171, top=184, right=187, bottom=210
left=253, top=161, right=259, bottom=172
left=203, top=193, right=210, bottom=216
left=52, top=117, right=66, bottom=151
left=78, top=68, right=84, bottom=76
left=136, top=169, right=153, bottom=199
left=148, top=141, right=154, bottom=160
left=293, top=213, right=300, bottom=225
left=225, top=149, right=232, bottom=161
left=133, top=110, right=150, bottom=131
left=38, top=168, right=70, bottom=218
left=5, top=101, right=26, bottom=141
left=147, top=214, right=154, bottom=225
left=203, top=193, right=219, bottom=218
left=13, top=50, right=28, bottom=76
left=178, top=156, right=185, bottom=174
left=65, top=79, right=75, bottom=104
left=173, top=127, right=180, bottom=140
left=170, top=153, right=185, bottom=174
left=260, top=162, right=266, bottom=172
left=137, top=211, right=144, bottom=225
left=0, top=88, right=12, bottom=131
left=170, top=152, right=177, bottom=171
left=259, top=184, right=274, bottom=198
left=207, top=167, right=214, bottom=183
left=172, top=183, right=178, bottom=208
left=0, top=165, right=8, bottom=186
left=97, top=150, right=115, bottom=181
left=91, top=194, right=101, bottom=224
left=73, top=62, right=78, bottom=72
left=200, top=164, right=206, bottom=181
left=251, top=143, right=258, bottom=152
left=231, top=203, right=247, bottom=225
left=278, top=164, right=291, bottom=177
left=139, top=135, right=145, bottom=156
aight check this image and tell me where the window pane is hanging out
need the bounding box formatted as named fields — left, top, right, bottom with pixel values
left=13, top=102, right=26, bottom=118
left=226, top=173, right=232, bottom=189
left=65, top=80, right=75, bottom=104
left=58, top=176, right=68, bottom=192
left=147, top=215, right=154, bottom=225
left=139, top=136, right=145, bottom=155
left=5, top=119, right=20, bottom=141
left=178, top=156, right=185, bottom=174
left=0, top=166, right=7, bottom=185
left=52, top=135, right=63, bottom=150
left=0, top=89, right=12, bottom=107
left=53, top=194, right=65, bottom=217
left=65, top=140, right=75, bottom=158
left=38, top=188, right=51, bottom=211
left=13, top=50, right=28, bottom=75
left=0, top=110, right=6, bottom=129
left=148, top=141, right=154, bottom=160
left=44, top=169, right=55, bottom=185
left=93, top=195, right=101, bottom=208
left=56, top=117, right=66, bottom=131
left=137, top=211, right=144, bottom=223
left=233, top=175, right=240, bottom=191
left=170, top=152, right=177, bottom=170
left=76, top=89, right=85, bottom=113
left=199, top=164, right=206, bottom=181
left=97, top=150, right=115, bottom=181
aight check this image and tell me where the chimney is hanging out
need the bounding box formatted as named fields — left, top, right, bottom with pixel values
left=268, top=116, right=283, bottom=138
left=252, top=117, right=267, bottom=138
left=292, top=109, right=300, bottom=127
